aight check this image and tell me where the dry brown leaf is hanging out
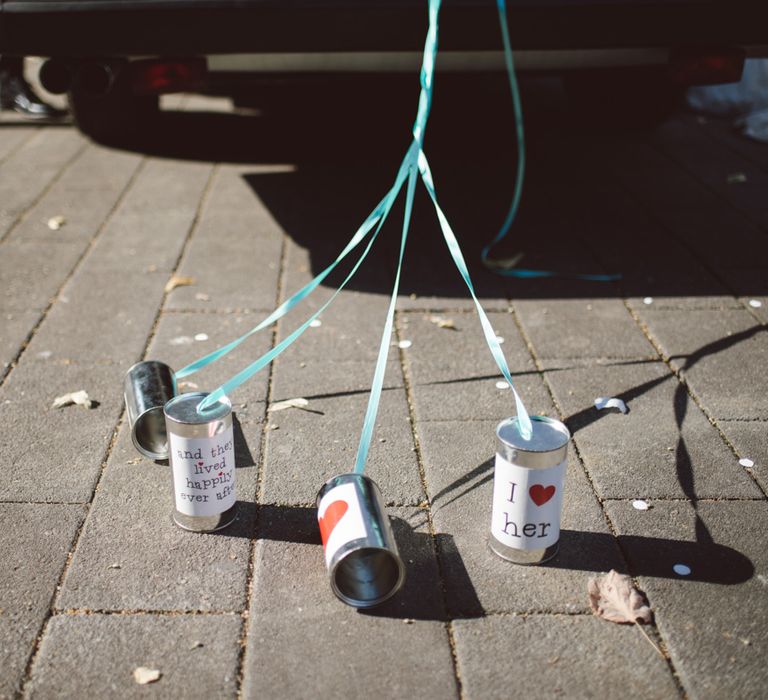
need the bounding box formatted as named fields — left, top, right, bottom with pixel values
left=164, top=275, right=196, bottom=293
left=52, top=390, right=93, bottom=409
left=588, top=570, right=652, bottom=624
left=133, top=667, right=161, bottom=685
left=429, top=315, right=457, bottom=330
left=269, top=398, right=309, bottom=413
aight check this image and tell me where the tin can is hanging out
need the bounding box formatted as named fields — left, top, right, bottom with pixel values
left=124, top=360, right=177, bottom=460
left=316, top=473, right=405, bottom=608
left=164, top=392, right=237, bottom=532
left=489, top=415, right=570, bottom=564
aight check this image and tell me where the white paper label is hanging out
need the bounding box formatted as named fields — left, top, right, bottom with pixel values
left=490, top=454, right=566, bottom=551
left=169, top=426, right=236, bottom=517
left=318, top=482, right=367, bottom=568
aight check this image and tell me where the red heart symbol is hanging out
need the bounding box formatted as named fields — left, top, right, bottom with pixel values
left=529, top=484, right=556, bottom=506
left=318, top=500, right=348, bottom=549
left=197, top=461, right=204, bottom=466
left=218, top=471, right=224, bottom=476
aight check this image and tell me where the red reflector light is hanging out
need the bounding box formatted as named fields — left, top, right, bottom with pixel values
left=669, top=47, right=745, bottom=86
left=131, top=58, right=208, bottom=95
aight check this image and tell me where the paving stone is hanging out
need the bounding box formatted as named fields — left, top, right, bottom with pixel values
left=57, top=424, right=258, bottom=612
left=0, top=361, right=124, bottom=502
left=148, top=311, right=272, bottom=414
left=542, top=359, right=762, bottom=499
left=638, top=308, right=768, bottom=420
left=716, top=420, right=768, bottom=494
left=261, top=389, right=422, bottom=506
left=244, top=506, right=456, bottom=698
left=0, top=504, right=85, bottom=699
left=605, top=501, right=768, bottom=700
left=453, top=615, right=678, bottom=700
left=515, top=298, right=654, bottom=361
left=716, top=268, right=768, bottom=324
left=26, top=613, right=241, bottom=699
left=165, top=165, right=283, bottom=312
left=0, top=126, right=35, bottom=162
left=24, top=266, right=165, bottom=366
left=400, top=311, right=553, bottom=421
left=1, top=309, right=39, bottom=375
left=7, top=145, right=142, bottom=245
left=0, top=238, right=84, bottom=312
left=0, top=129, right=85, bottom=239
left=416, top=420, right=624, bottom=616
left=88, top=158, right=213, bottom=273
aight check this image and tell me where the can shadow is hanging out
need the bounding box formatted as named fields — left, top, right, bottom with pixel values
left=232, top=414, right=255, bottom=469
left=549, top=529, right=753, bottom=585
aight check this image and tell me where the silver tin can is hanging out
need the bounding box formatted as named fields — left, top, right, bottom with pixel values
left=489, top=415, right=570, bottom=564
left=316, top=473, right=405, bottom=608
left=164, top=392, right=236, bottom=532
left=124, top=360, right=177, bottom=460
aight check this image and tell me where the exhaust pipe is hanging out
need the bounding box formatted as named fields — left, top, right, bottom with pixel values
left=39, top=59, right=73, bottom=95
left=77, top=61, right=121, bottom=97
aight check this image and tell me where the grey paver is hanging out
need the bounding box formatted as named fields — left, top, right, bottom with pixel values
left=453, top=615, right=679, bottom=700
left=147, top=310, right=272, bottom=416
left=261, top=389, right=423, bottom=506
left=26, top=613, right=241, bottom=700
left=0, top=126, right=36, bottom=163
left=605, top=501, right=768, bottom=700
left=416, top=419, right=624, bottom=616
left=0, top=503, right=85, bottom=699
left=542, top=359, right=762, bottom=499
left=57, top=424, right=258, bottom=612
left=0, top=129, right=85, bottom=240
left=0, top=360, right=124, bottom=502
left=1, top=309, right=39, bottom=375
left=515, top=298, right=655, bottom=360
left=717, top=420, right=768, bottom=493
left=243, top=506, right=456, bottom=698
left=638, top=308, right=768, bottom=419
left=165, top=165, right=283, bottom=312
left=400, top=310, right=554, bottom=422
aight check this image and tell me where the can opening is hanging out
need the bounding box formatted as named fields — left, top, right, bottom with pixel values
left=133, top=406, right=168, bottom=458
left=334, top=547, right=401, bottom=607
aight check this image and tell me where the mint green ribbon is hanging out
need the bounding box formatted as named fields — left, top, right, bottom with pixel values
left=179, top=0, right=534, bottom=445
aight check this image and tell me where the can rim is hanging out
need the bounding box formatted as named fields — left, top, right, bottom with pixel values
left=163, top=391, right=232, bottom=425
left=329, top=542, right=406, bottom=608
left=316, top=472, right=372, bottom=508
left=129, top=405, right=168, bottom=460
left=496, top=415, right=570, bottom=453
left=125, top=359, right=175, bottom=377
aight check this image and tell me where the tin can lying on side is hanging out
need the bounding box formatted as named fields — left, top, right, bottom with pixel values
left=316, top=473, right=405, bottom=608
left=489, top=415, right=570, bottom=565
left=124, top=360, right=177, bottom=460
left=164, top=392, right=237, bottom=533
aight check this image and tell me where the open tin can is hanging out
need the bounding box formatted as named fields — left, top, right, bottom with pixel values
left=316, top=473, right=405, bottom=608
left=164, top=392, right=237, bottom=532
left=124, top=360, right=177, bottom=460
left=489, top=415, right=570, bottom=564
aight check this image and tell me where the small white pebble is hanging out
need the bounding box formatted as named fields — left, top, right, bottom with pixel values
left=643, top=297, right=654, bottom=305
left=749, top=299, right=762, bottom=308
left=727, top=172, right=747, bottom=184
left=194, top=333, right=209, bottom=341
left=495, top=381, right=509, bottom=390
left=398, top=340, right=412, bottom=349
left=47, top=215, right=66, bottom=230
left=309, top=319, right=322, bottom=328
left=673, top=564, right=692, bottom=576
left=195, top=292, right=210, bottom=301
left=739, top=458, right=755, bottom=468
left=37, top=351, right=53, bottom=359
left=495, top=336, right=505, bottom=344
left=632, top=499, right=650, bottom=511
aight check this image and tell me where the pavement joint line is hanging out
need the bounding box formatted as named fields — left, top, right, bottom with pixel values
left=394, top=309, right=465, bottom=700
left=0, top=156, right=147, bottom=389
left=624, top=301, right=768, bottom=501
left=399, top=306, right=511, bottom=314
left=235, top=222, right=288, bottom=700
left=509, top=299, right=686, bottom=696
left=0, top=126, right=39, bottom=168
left=601, top=496, right=766, bottom=503
left=53, top=608, right=243, bottom=617
left=161, top=307, right=273, bottom=316
left=0, top=136, right=89, bottom=245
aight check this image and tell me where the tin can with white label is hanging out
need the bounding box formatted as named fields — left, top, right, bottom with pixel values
left=489, top=415, right=570, bottom=564
left=124, top=360, right=177, bottom=460
left=164, top=392, right=236, bottom=532
left=316, top=473, right=405, bottom=608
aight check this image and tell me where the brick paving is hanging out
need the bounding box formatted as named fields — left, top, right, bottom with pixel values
left=0, top=78, right=766, bottom=699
